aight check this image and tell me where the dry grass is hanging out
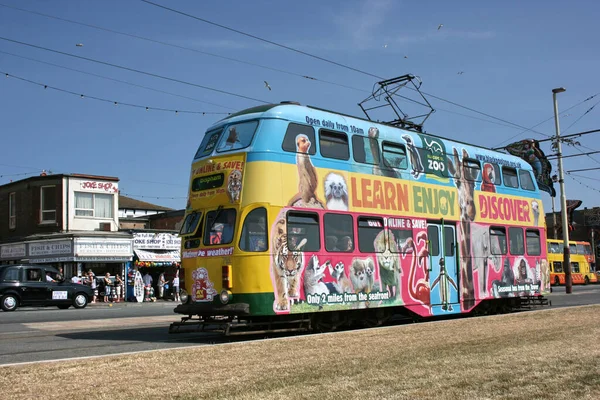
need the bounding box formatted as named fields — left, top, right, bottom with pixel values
left=2, top=305, right=600, bottom=400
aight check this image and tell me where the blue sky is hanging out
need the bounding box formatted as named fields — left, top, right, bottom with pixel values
left=1, top=0, right=599, bottom=216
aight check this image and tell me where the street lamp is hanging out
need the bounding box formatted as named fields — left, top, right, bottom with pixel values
left=552, top=87, right=571, bottom=294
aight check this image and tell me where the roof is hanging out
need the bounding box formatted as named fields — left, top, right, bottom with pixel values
left=119, top=195, right=174, bottom=212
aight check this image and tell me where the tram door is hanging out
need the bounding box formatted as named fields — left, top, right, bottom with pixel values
left=427, top=223, right=460, bottom=312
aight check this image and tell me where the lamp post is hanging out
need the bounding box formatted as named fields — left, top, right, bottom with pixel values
left=552, top=87, right=571, bottom=294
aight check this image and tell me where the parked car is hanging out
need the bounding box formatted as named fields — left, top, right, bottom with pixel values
left=0, top=264, right=93, bottom=311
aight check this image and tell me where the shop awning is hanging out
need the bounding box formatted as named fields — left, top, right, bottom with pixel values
left=134, top=249, right=180, bottom=262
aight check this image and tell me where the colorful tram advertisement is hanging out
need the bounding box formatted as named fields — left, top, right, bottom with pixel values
left=172, top=102, right=550, bottom=335
left=547, top=239, right=597, bottom=286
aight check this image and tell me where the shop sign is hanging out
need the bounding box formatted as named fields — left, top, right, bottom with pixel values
left=79, top=181, right=119, bottom=193
left=76, top=256, right=132, bottom=262
left=133, top=232, right=181, bottom=250
left=74, top=239, right=133, bottom=257
left=29, top=257, right=75, bottom=264
left=0, top=243, right=26, bottom=259
left=134, top=249, right=180, bottom=262
left=29, top=240, right=72, bottom=257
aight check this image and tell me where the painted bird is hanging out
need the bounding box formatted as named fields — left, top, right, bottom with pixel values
left=264, top=81, right=271, bottom=91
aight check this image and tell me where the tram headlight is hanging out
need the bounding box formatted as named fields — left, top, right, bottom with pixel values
left=179, top=289, right=189, bottom=304
left=220, top=289, right=232, bottom=304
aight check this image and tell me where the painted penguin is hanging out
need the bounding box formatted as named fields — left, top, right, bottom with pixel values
left=431, top=258, right=458, bottom=311
left=402, top=134, right=424, bottom=179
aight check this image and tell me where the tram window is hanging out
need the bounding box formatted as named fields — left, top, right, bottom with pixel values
left=382, top=142, right=408, bottom=170
left=548, top=242, right=562, bottom=254
left=282, top=123, right=316, bottom=155
left=387, top=219, right=413, bottom=253
left=508, top=227, right=525, bottom=255
left=324, top=213, right=354, bottom=252
left=490, top=226, right=507, bottom=255
left=571, top=262, right=580, bottom=273
left=576, top=244, right=585, bottom=255
left=319, top=129, right=349, bottom=160
left=287, top=212, right=320, bottom=251
left=491, top=164, right=502, bottom=185
left=216, top=121, right=258, bottom=153
left=352, top=135, right=379, bottom=165
left=526, top=229, right=541, bottom=255
left=195, top=129, right=223, bottom=159
left=428, top=225, right=440, bottom=256
left=502, top=167, right=519, bottom=188
left=239, top=208, right=267, bottom=252
left=519, top=170, right=536, bottom=191
left=463, top=158, right=481, bottom=182
left=180, top=212, right=202, bottom=236
left=444, top=227, right=455, bottom=256
left=553, top=261, right=563, bottom=273
left=204, top=208, right=237, bottom=246
left=357, top=217, right=385, bottom=253
left=569, top=244, right=577, bottom=254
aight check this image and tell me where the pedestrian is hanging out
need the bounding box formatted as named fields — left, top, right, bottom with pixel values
left=103, top=273, right=112, bottom=303
left=114, top=274, right=123, bottom=302
left=173, top=270, right=180, bottom=302
left=158, top=272, right=166, bottom=299
left=89, top=271, right=97, bottom=303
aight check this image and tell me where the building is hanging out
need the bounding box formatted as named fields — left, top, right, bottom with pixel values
left=0, top=173, right=133, bottom=279
left=118, top=195, right=174, bottom=230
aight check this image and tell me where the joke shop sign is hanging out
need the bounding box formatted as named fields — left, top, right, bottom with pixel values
left=133, top=232, right=181, bottom=250
left=79, top=181, right=119, bottom=193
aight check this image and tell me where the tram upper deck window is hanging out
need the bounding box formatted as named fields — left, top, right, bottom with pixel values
left=216, top=121, right=258, bottom=153
left=548, top=242, right=562, bottom=253
left=519, top=170, right=536, bottom=191
left=569, top=243, right=577, bottom=254
left=382, top=142, right=408, bottom=170
left=502, top=167, right=519, bottom=188
left=463, top=158, right=481, bottom=181
left=282, top=123, right=316, bottom=155
left=488, top=163, right=502, bottom=185
left=352, top=135, right=379, bottom=165
left=319, top=129, right=349, bottom=160
left=194, top=129, right=223, bottom=159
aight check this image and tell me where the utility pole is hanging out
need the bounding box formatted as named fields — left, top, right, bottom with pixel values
left=552, top=87, right=571, bottom=294
left=552, top=196, right=558, bottom=239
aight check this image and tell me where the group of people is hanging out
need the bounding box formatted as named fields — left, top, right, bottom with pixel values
left=142, top=270, right=180, bottom=302
left=71, top=270, right=123, bottom=303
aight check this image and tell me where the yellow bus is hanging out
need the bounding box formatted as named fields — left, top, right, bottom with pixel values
left=547, top=239, right=597, bottom=285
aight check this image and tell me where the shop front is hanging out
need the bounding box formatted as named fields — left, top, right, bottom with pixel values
left=128, top=232, right=181, bottom=301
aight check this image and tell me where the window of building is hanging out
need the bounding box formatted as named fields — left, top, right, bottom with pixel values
left=519, top=170, right=536, bottom=191
left=9, top=192, right=16, bottom=229
left=282, top=123, right=316, bottom=155
left=319, top=129, right=349, bottom=160
left=502, top=167, right=519, bottom=188
left=204, top=208, right=237, bottom=246
left=509, top=227, right=525, bottom=255
left=74, top=192, right=113, bottom=218
left=239, top=208, right=268, bottom=252
left=286, top=212, right=320, bottom=251
left=463, top=158, right=481, bottom=181
left=194, top=128, right=223, bottom=159
left=571, top=262, right=580, bottom=273
left=382, top=142, right=408, bottom=170
left=40, top=186, right=57, bottom=223
left=553, top=261, right=563, bottom=273
left=526, top=229, right=541, bottom=255
left=216, top=121, right=259, bottom=153
left=324, top=213, right=354, bottom=252
left=357, top=217, right=385, bottom=253
left=490, top=226, right=507, bottom=255
left=352, top=135, right=379, bottom=165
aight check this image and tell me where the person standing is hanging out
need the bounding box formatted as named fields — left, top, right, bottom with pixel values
left=114, top=274, right=123, bottom=302
left=103, top=273, right=113, bottom=303
left=158, top=272, right=166, bottom=299
left=173, top=270, right=180, bottom=302
left=89, top=271, right=97, bottom=303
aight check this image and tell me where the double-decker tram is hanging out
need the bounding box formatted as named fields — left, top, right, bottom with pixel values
left=547, top=239, right=597, bottom=285
left=171, top=102, right=550, bottom=335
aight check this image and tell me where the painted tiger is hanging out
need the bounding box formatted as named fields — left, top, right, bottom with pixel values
left=270, top=217, right=307, bottom=312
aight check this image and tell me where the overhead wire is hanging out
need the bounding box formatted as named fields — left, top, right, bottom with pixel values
left=0, top=2, right=368, bottom=94
left=0, top=36, right=270, bottom=104
left=1, top=71, right=230, bottom=115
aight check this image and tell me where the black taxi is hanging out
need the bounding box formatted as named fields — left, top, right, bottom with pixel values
left=0, top=264, right=93, bottom=311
